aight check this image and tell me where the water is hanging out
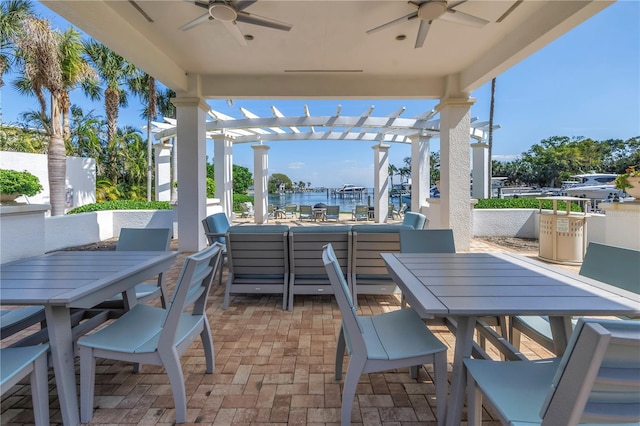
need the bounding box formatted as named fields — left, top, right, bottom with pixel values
left=263, top=189, right=404, bottom=212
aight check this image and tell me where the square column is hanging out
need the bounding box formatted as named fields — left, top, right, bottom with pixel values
left=172, top=97, right=209, bottom=252
left=436, top=97, right=475, bottom=250
left=372, top=144, right=390, bottom=223
left=154, top=142, right=172, bottom=201
left=213, top=135, right=234, bottom=219
left=471, top=142, right=489, bottom=199
left=252, top=144, right=270, bottom=224
left=409, top=135, right=431, bottom=211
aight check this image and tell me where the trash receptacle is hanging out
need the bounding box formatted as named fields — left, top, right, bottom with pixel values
left=537, top=196, right=589, bottom=265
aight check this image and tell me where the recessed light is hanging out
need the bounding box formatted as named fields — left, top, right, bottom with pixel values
left=396, top=35, right=406, bottom=41
left=244, top=34, right=254, bottom=41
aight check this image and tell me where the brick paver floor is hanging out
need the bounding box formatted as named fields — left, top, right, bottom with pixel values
left=1, top=236, right=567, bottom=425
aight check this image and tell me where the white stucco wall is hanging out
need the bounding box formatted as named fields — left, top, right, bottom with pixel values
left=0, top=204, right=49, bottom=263
left=0, top=152, right=95, bottom=211
left=473, top=208, right=539, bottom=238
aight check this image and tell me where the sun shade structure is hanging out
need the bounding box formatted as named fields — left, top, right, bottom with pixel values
left=42, top=0, right=613, bottom=254
left=153, top=104, right=495, bottom=144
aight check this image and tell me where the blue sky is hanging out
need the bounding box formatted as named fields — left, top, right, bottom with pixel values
left=1, top=1, right=638, bottom=188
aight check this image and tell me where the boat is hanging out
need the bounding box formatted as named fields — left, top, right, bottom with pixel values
left=560, top=173, right=623, bottom=200
left=335, top=184, right=365, bottom=194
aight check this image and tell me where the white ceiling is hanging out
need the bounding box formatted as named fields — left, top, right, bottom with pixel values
left=41, top=0, right=612, bottom=99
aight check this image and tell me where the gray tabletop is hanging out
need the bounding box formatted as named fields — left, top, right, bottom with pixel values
left=382, top=252, right=640, bottom=317
left=1, top=251, right=178, bottom=308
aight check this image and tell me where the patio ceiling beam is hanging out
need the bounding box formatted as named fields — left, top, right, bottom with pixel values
left=228, top=131, right=417, bottom=144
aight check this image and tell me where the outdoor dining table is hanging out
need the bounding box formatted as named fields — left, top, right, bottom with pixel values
left=0, top=250, right=178, bottom=426
left=381, top=251, right=640, bottom=426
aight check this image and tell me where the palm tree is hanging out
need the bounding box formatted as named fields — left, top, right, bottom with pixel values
left=488, top=77, right=496, bottom=197
left=58, top=28, right=99, bottom=141
left=0, top=0, right=32, bottom=88
left=128, top=71, right=158, bottom=201
left=388, top=164, right=398, bottom=190
left=14, top=16, right=67, bottom=215
left=82, top=40, right=137, bottom=153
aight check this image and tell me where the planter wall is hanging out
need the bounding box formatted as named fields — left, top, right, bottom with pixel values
left=1, top=204, right=50, bottom=264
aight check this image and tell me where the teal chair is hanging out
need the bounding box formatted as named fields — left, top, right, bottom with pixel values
left=78, top=243, right=223, bottom=424
left=399, top=228, right=455, bottom=253
left=1, top=344, right=50, bottom=425
left=97, top=228, right=172, bottom=309
left=323, top=243, right=448, bottom=426
left=202, top=212, right=231, bottom=285
left=510, top=242, right=640, bottom=353
left=465, top=318, right=640, bottom=425
left=0, top=306, right=46, bottom=340
left=325, top=205, right=340, bottom=222
left=401, top=211, right=427, bottom=229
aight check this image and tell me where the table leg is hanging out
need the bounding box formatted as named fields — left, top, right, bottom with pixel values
left=446, top=315, right=476, bottom=426
left=45, top=305, right=80, bottom=426
left=549, top=316, right=573, bottom=356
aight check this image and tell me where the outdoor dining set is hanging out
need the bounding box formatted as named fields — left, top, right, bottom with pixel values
left=1, top=220, right=639, bottom=426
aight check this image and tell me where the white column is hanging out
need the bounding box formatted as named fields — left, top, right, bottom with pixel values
left=213, top=134, right=233, bottom=219
left=471, top=142, right=489, bottom=199
left=154, top=142, right=172, bottom=201
left=171, top=137, right=178, bottom=203
left=252, top=144, right=269, bottom=224
left=436, top=97, right=475, bottom=250
left=372, top=143, right=390, bottom=223
left=409, top=134, right=431, bottom=212
left=172, top=97, right=209, bottom=252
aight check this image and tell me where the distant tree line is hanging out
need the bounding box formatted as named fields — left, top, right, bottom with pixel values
left=492, top=136, right=639, bottom=187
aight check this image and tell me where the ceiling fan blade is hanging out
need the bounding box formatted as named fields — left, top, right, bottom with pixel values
left=223, top=20, right=248, bottom=46
left=496, top=0, right=524, bottom=23
left=236, top=11, right=292, bottom=31
left=366, top=12, right=418, bottom=34
left=414, top=19, right=431, bottom=49
left=440, top=9, right=489, bottom=28
left=183, top=0, right=209, bottom=10
left=179, top=12, right=211, bottom=31
left=234, top=0, right=258, bottom=12
left=447, top=0, right=469, bottom=9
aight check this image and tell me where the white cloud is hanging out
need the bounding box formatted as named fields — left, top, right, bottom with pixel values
left=288, top=162, right=305, bottom=169
left=492, top=154, right=521, bottom=163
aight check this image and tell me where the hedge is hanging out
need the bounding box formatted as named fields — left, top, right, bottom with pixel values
left=67, top=200, right=173, bottom=214
left=475, top=198, right=583, bottom=212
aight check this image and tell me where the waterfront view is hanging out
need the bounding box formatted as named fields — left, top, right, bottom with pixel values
left=265, top=188, right=406, bottom=212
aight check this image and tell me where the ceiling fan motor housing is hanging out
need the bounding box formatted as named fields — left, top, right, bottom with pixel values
left=209, top=3, right=237, bottom=22
left=418, top=1, right=448, bottom=20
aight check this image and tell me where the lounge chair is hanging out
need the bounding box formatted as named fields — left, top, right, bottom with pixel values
left=240, top=202, right=254, bottom=218
left=402, top=211, right=427, bottom=229
left=78, top=243, right=223, bottom=424
left=284, top=204, right=297, bottom=219
left=1, top=344, right=50, bottom=426
left=352, top=204, right=369, bottom=221
left=388, top=204, right=401, bottom=219
left=465, top=318, right=640, bottom=425
left=202, top=212, right=231, bottom=286
left=323, top=243, right=448, bottom=426
left=224, top=225, right=290, bottom=310
left=350, top=225, right=401, bottom=306
left=299, top=204, right=313, bottom=220
left=325, top=205, right=340, bottom=222
left=288, top=226, right=351, bottom=310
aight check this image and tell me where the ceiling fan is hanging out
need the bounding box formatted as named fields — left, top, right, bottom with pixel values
left=179, top=0, right=292, bottom=46
left=367, top=0, right=489, bottom=49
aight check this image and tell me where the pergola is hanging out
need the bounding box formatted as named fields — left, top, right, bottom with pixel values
left=42, top=0, right=613, bottom=256
left=151, top=103, right=498, bottom=224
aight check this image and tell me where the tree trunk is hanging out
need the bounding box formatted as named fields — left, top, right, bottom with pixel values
left=488, top=77, right=496, bottom=198
left=49, top=96, right=66, bottom=216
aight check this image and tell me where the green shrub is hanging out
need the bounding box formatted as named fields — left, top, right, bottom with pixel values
left=67, top=200, right=173, bottom=214
left=475, top=197, right=583, bottom=212
left=0, top=169, right=43, bottom=196
left=233, top=193, right=253, bottom=212
left=206, top=177, right=216, bottom=198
